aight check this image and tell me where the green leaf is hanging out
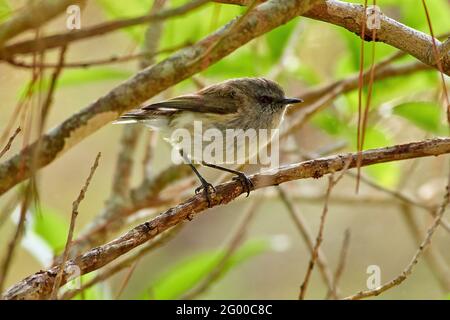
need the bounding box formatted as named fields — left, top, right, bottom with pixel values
left=393, top=101, right=443, bottom=134
left=140, top=239, right=270, bottom=300
left=32, top=207, right=69, bottom=254
left=0, top=0, right=11, bottom=23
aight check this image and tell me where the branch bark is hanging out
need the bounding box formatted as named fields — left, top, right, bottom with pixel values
left=2, top=137, right=449, bottom=300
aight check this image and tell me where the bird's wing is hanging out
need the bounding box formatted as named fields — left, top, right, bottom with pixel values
left=141, top=93, right=239, bottom=115
left=115, top=84, right=241, bottom=123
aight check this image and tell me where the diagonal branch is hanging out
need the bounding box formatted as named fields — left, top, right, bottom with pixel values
left=2, top=137, right=449, bottom=300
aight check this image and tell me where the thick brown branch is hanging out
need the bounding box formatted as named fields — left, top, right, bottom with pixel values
left=2, top=137, right=450, bottom=300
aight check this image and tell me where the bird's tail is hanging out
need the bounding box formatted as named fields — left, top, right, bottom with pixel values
left=112, top=109, right=148, bottom=124
left=113, top=109, right=172, bottom=130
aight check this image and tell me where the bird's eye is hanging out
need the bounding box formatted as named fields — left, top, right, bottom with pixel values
left=258, top=95, right=272, bottom=104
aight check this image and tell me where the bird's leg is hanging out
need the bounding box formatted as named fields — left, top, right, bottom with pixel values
left=201, top=162, right=254, bottom=197
left=178, top=149, right=215, bottom=207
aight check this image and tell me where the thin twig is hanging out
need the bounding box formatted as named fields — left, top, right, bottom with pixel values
left=400, top=203, right=450, bottom=293
left=299, top=158, right=352, bottom=299
left=420, top=0, right=450, bottom=124
left=0, top=182, right=32, bottom=292
left=39, top=46, right=66, bottom=130
left=114, top=258, right=140, bottom=300
left=326, top=229, right=351, bottom=299
left=0, top=127, right=21, bottom=159
left=50, top=152, right=101, bottom=300
left=355, top=0, right=368, bottom=193
left=5, top=43, right=188, bottom=69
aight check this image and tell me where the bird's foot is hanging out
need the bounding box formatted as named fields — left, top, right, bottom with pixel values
left=195, top=179, right=216, bottom=207
left=232, top=172, right=254, bottom=197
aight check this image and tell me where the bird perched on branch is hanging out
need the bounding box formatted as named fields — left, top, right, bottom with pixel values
left=114, top=77, right=302, bottom=206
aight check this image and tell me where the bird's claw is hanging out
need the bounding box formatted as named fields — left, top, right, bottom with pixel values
left=195, top=181, right=216, bottom=207
left=233, top=173, right=254, bottom=197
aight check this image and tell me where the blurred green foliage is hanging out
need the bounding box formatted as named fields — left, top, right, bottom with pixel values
left=32, top=206, right=69, bottom=254
left=140, top=238, right=271, bottom=300
left=18, top=68, right=133, bottom=97
left=0, top=0, right=10, bottom=23
left=393, top=101, right=445, bottom=134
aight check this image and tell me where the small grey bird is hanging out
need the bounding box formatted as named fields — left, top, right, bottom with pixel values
left=115, top=77, right=302, bottom=205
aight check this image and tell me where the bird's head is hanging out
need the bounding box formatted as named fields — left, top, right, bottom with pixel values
left=227, top=77, right=303, bottom=114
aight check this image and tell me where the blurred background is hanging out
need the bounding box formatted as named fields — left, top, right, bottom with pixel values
left=0, top=0, right=449, bottom=299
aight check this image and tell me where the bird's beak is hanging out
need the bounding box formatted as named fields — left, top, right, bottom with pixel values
left=281, top=97, right=303, bottom=105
